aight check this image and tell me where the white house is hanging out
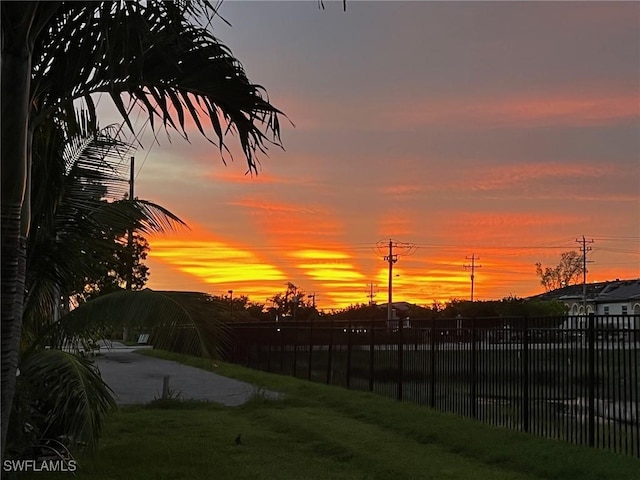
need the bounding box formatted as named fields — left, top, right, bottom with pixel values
left=531, top=279, right=640, bottom=331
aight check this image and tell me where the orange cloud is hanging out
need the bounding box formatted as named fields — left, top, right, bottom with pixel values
left=447, top=212, right=580, bottom=229
left=203, top=163, right=322, bottom=187
left=255, top=215, right=343, bottom=241
left=150, top=239, right=286, bottom=284
left=230, top=197, right=326, bottom=216
left=411, top=160, right=636, bottom=202
left=467, top=163, right=610, bottom=192
left=437, top=212, right=586, bottom=248
left=289, top=249, right=352, bottom=260
left=382, top=184, right=422, bottom=195
left=389, top=90, right=639, bottom=129
left=486, top=94, right=638, bottom=127
left=377, top=215, right=414, bottom=237
left=289, top=248, right=366, bottom=304
left=230, top=196, right=345, bottom=247
left=147, top=221, right=288, bottom=298
left=299, top=264, right=365, bottom=282
left=205, top=169, right=285, bottom=185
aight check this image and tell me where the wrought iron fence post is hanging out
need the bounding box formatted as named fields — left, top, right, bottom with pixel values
left=252, top=329, right=257, bottom=368
left=280, top=323, right=285, bottom=373
left=346, top=321, right=352, bottom=389
left=308, top=319, right=313, bottom=381
left=267, top=324, right=272, bottom=372
left=258, top=326, right=263, bottom=369
left=471, top=317, right=477, bottom=419
left=229, top=326, right=237, bottom=364
left=588, top=312, right=595, bottom=447
left=398, top=316, right=404, bottom=401
left=326, top=320, right=334, bottom=385
left=369, top=318, right=375, bottom=392
left=246, top=328, right=251, bottom=367
left=522, top=315, right=530, bottom=433
left=430, top=319, right=436, bottom=408
left=293, top=321, right=298, bottom=378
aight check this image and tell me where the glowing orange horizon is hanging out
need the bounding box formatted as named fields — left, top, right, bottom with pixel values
left=145, top=219, right=639, bottom=311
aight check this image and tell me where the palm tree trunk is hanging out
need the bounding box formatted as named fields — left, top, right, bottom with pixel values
left=1, top=37, right=32, bottom=458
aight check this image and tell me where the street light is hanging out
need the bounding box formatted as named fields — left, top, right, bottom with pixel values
left=228, top=289, right=233, bottom=320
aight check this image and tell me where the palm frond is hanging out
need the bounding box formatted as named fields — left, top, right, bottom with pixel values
left=53, top=289, right=231, bottom=358
left=96, top=199, right=189, bottom=236
left=62, top=126, right=131, bottom=196
left=25, top=118, right=186, bottom=343
left=30, top=2, right=287, bottom=173
left=17, top=349, right=116, bottom=451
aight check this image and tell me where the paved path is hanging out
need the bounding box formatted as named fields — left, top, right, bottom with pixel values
left=95, top=347, right=279, bottom=406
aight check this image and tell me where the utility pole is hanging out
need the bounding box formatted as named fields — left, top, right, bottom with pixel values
left=375, top=240, right=417, bottom=322
left=126, top=156, right=135, bottom=291
left=576, top=236, right=594, bottom=313
left=464, top=253, right=482, bottom=302
left=366, top=283, right=378, bottom=305
left=124, top=157, right=135, bottom=343
left=385, top=240, right=398, bottom=322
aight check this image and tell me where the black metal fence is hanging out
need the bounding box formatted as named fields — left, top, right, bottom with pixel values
left=226, top=314, right=640, bottom=458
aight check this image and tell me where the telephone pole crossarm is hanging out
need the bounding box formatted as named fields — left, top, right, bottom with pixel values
left=375, top=239, right=416, bottom=322
left=384, top=240, right=398, bottom=322
left=463, top=253, right=482, bottom=302
left=576, top=236, right=594, bottom=313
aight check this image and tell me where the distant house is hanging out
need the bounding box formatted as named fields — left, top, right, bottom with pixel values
left=377, top=301, right=413, bottom=330
left=530, top=279, right=640, bottom=330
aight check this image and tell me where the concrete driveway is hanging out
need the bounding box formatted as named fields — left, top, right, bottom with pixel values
left=95, top=347, right=279, bottom=406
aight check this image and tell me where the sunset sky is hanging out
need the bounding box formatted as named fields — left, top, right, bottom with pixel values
left=114, top=1, right=639, bottom=310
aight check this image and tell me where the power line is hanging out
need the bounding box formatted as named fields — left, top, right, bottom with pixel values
left=415, top=243, right=572, bottom=250
left=590, top=235, right=640, bottom=241
left=594, top=247, right=640, bottom=255
left=148, top=231, right=608, bottom=254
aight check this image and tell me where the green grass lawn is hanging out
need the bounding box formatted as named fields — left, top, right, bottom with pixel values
left=20, top=350, right=640, bottom=480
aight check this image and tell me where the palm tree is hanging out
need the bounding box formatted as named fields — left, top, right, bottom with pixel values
left=6, top=115, right=191, bottom=456
left=24, top=115, right=187, bottom=344
left=2, top=1, right=284, bottom=452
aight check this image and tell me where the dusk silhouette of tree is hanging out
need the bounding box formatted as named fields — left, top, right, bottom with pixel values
left=535, top=251, right=585, bottom=292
